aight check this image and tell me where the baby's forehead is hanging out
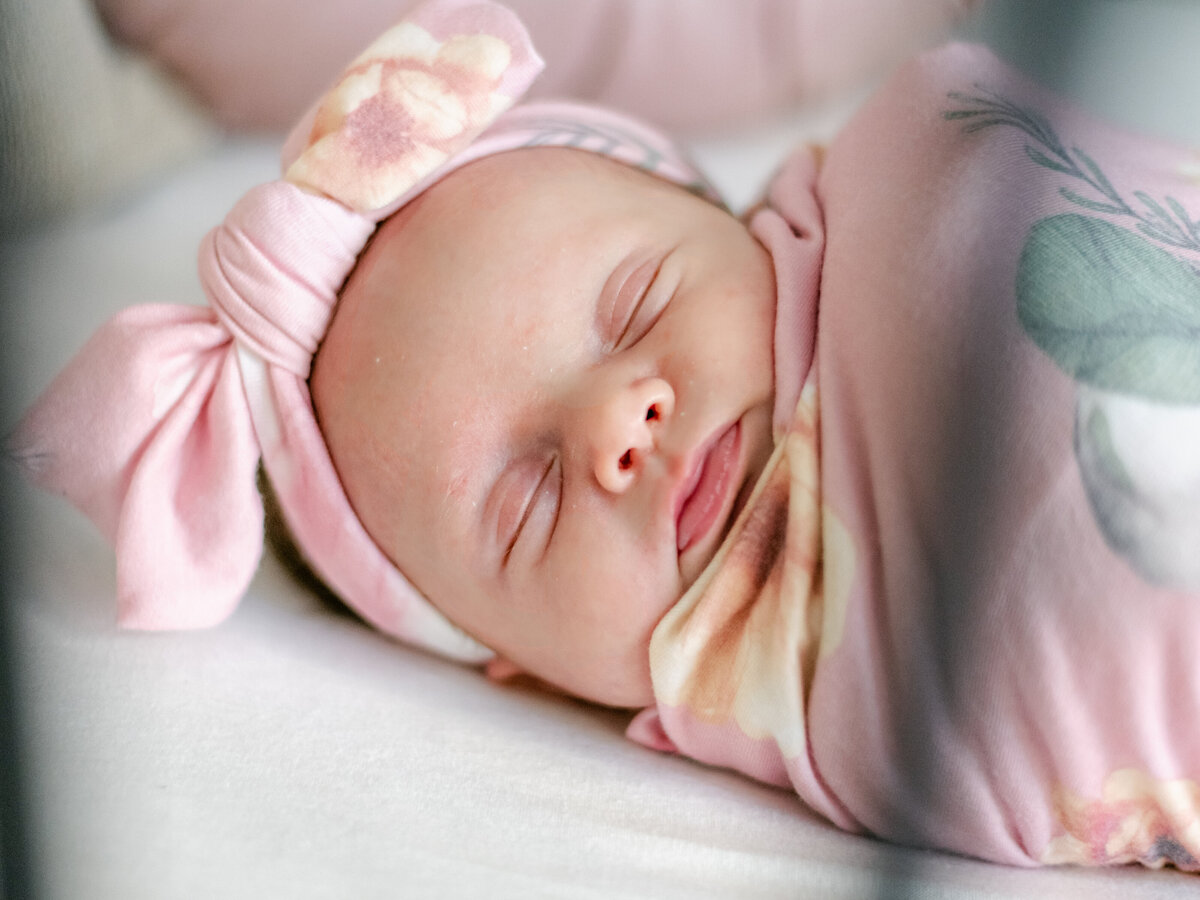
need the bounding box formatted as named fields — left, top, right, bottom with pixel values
left=452, top=144, right=664, bottom=194
left=350, top=154, right=652, bottom=341
left=399, top=146, right=685, bottom=238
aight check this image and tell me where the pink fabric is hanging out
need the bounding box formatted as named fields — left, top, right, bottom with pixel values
left=631, top=44, right=1200, bottom=871
left=747, top=145, right=824, bottom=438
left=92, top=0, right=978, bottom=133
left=10, top=0, right=713, bottom=661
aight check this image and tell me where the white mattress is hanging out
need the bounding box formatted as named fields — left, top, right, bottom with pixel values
left=6, top=7, right=1200, bottom=893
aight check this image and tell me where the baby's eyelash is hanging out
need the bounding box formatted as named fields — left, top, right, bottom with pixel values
left=503, top=456, right=557, bottom=565
left=615, top=262, right=670, bottom=350
left=613, top=279, right=653, bottom=348
left=543, top=458, right=563, bottom=559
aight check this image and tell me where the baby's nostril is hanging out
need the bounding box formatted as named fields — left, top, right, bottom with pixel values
left=646, top=405, right=659, bottom=422
left=619, top=450, right=633, bottom=470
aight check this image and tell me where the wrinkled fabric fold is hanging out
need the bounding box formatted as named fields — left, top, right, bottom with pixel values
left=12, top=305, right=262, bottom=629
left=202, top=185, right=371, bottom=377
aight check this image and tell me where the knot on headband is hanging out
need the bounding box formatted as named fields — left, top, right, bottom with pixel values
left=9, top=0, right=715, bottom=662
left=201, top=186, right=371, bottom=378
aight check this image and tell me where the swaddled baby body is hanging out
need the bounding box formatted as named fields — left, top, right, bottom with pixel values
left=12, top=0, right=1200, bottom=874
left=627, top=44, right=1200, bottom=870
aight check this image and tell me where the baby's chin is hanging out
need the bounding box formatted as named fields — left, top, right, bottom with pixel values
left=533, top=636, right=658, bottom=710
left=676, top=459, right=767, bottom=600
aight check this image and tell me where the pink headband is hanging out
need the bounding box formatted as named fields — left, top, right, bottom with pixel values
left=9, top=0, right=715, bottom=663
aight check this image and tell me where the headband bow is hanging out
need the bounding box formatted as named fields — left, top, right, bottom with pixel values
left=10, top=0, right=716, bottom=662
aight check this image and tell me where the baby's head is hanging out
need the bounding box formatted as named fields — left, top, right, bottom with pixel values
left=311, top=146, right=776, bottom=707
left=11, top=2, right=777, bottom=711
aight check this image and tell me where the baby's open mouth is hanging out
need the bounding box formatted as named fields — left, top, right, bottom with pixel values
left=675, top=421, right=742, bottom=554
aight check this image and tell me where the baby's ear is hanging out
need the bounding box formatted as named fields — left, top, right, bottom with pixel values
left=484, top=656, right=527, bottom=683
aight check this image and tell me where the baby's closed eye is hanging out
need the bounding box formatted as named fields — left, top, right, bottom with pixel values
left=602, top=250, right=676, bottom=351
left=499, top=456, right=561, bottom=565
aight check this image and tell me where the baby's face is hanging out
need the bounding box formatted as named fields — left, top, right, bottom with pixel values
left=312, top=148, right=776, bottom=707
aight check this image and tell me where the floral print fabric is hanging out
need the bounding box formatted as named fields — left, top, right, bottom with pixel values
left=630, top=44, right=1200, bottom=872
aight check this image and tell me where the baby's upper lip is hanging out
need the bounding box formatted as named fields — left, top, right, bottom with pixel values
left=672, top=420, right=741, bottom=555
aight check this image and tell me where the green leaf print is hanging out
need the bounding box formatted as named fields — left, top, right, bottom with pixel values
left=946, top=88, right=1200, bottom=253
left=1017, top=214, right=1200, bottom=403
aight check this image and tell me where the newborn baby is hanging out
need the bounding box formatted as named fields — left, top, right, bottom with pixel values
left=14, top=0, right=1200, bottom=874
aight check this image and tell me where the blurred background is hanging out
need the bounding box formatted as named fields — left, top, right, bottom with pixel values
left=962, top=0, right=1200, bottom=145
left=2, top=0, right=1198, bottom=229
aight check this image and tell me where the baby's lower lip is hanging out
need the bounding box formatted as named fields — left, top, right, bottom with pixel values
left=676, top=422, right=741, bottom=553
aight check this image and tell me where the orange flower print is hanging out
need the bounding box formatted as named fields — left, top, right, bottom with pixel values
left=1041, top=769, right=1200, bottom=870
left=286, top=20, right=515, bottom=211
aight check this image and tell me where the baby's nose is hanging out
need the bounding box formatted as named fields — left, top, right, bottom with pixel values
left=589, top=377, right=674, bottom=494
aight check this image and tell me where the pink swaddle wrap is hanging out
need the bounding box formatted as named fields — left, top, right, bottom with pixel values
left=630, top=44, right=1200, bottom=871
left=8, top=0, right=714, bottom=662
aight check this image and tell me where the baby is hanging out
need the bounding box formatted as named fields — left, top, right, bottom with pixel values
left=13, top=0, right=1200, bottom=875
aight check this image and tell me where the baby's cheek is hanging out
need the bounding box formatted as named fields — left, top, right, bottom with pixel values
left=568, top=515, right=669, bottom=599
